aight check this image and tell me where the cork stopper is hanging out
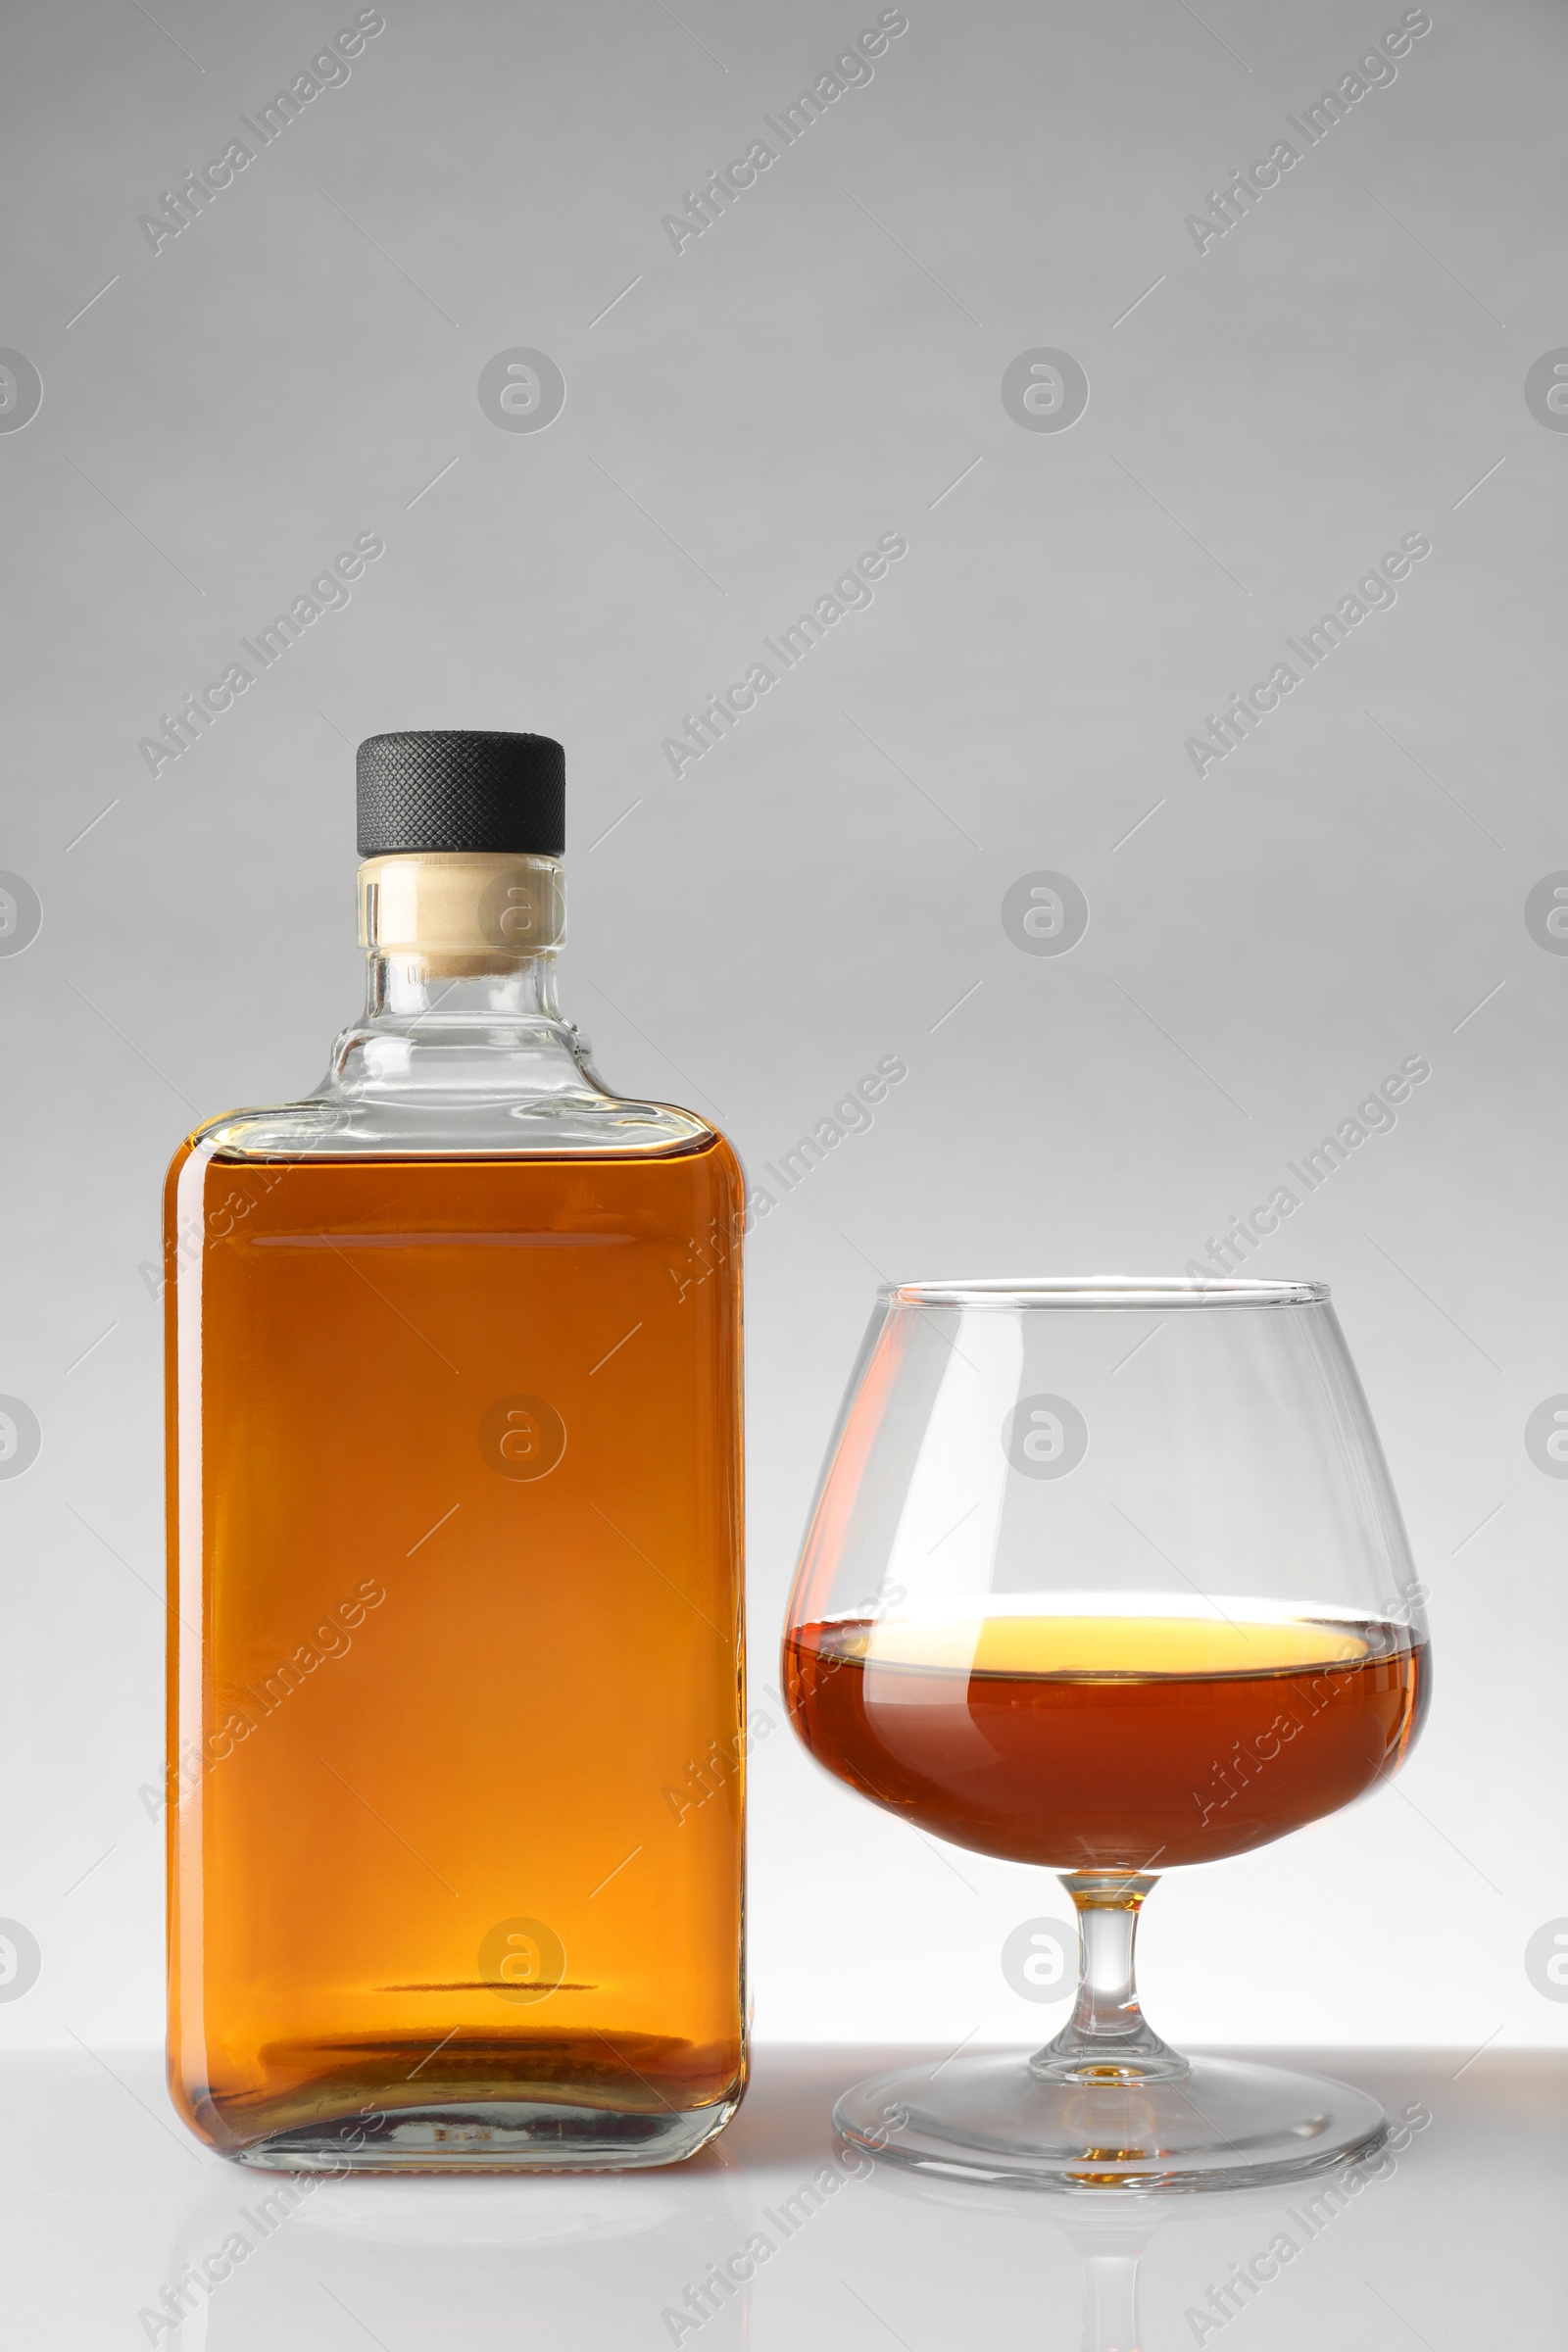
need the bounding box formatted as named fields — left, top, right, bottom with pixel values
left=358, top=852, right=565, bottom=975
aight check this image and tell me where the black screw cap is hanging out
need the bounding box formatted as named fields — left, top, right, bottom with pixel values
left=356, top=730, right=565, bottom=858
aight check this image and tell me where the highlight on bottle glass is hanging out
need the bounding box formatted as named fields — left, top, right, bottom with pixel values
left=782, top=1276, right=1430, bottom=2191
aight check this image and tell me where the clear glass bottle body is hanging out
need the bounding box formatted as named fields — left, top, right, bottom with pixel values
left=165, top=855, right=747, bottom=2171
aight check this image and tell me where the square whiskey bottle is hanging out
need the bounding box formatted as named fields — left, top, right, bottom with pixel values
left=164, top=731, right=747, bottom=2170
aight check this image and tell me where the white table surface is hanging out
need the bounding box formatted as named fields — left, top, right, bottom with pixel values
left=8, top=2045, right=1558, bottom=2348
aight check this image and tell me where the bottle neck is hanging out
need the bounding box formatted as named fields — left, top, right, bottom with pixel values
left=357, top=849, right=569, bottom=1030
left=327, top=851, right=593, bottom=1102
left=366, top=951, right=564, bottom=1026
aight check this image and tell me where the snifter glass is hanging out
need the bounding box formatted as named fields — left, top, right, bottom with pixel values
left=782, top=1278, right=1431, bottom=2191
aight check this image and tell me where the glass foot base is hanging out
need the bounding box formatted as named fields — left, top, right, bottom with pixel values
left=234, top=2096, right=739, bottom=2174
left=836, top=2053, right=1387, bottom=2194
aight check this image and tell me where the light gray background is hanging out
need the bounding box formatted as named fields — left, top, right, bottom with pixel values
left=0, top=0, right=1562, bottom=2061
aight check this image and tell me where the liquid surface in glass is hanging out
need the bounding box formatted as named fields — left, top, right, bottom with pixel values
left=784, top=1604, right=1428, bottom=1869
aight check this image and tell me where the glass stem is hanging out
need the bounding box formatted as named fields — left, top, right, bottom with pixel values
left=1032, top=1872, right=1188, bottom=2084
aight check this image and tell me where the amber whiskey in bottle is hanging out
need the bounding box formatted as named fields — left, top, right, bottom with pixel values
left=164, top=730, right=746, bottom=2170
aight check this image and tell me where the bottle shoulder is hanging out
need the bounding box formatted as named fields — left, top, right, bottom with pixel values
left=173, top=1003, right=733, bottom=1163
left=173, top=1092, right=726, bottom=1165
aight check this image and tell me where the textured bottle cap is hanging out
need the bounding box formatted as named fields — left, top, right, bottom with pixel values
left=356, top=730, right=565, bottom=858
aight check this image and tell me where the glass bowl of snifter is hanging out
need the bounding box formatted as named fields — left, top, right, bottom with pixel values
left=783, top=1276, right=1429, bottom=2191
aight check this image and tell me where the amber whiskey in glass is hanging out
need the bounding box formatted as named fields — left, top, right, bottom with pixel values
left=164, top=731, right=746, bottom=2170
left=784, top=1606, right=1428, bottom=1869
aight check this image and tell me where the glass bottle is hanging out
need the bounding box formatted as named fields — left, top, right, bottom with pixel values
left=164, top=731, right=747, bottom=2171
